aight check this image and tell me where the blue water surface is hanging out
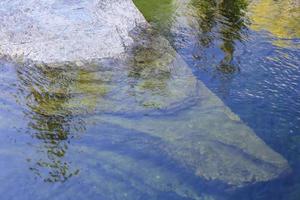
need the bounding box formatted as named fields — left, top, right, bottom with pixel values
left=1, top=0, right=300, bottom=200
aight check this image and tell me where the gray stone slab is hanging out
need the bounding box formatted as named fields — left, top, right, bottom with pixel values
left=0, top=0, right=146, bottom=63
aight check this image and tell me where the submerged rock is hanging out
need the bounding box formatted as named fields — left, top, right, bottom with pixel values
left=0, top=0, right=290, bottom=196
left=94, top=81, right=290, bottom=187
left=9, top=28, right=199, bottom=115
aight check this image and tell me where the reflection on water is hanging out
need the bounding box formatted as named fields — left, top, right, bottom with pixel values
left=0, top=26, right=210, bottom=199
left=249, top=0, right=300, bottom=47
left=16, top=63, right=86, bottom=182
left=190, top=0, right=249, bottom=73
left=134, top=0, right=300, bottom=199
left=11, top=28, right=192, bottom=181
left=0, top=29, right=215, bottom=199
left=135, top=0, right=249, bottom=74
left=0, top=0, right=300, bottom=199
left=0, top=56, right=290, bottom=199
left=8, top=29, right=183, bottom=182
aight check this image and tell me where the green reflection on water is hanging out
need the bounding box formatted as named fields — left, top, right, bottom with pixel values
left=134, top=0, right=249, bottom=74
left=16, top=64, right=86, bottom=182
left=190, top=0, right=249, bottom=73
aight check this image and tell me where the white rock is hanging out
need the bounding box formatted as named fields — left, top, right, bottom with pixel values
left=0, top=0, right=146, bottom=63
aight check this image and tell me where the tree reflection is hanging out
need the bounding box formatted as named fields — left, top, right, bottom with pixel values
left=190, top=0, right=217, bottom=48
left=16, top=63, right=85, bottom=182
left=218, top=0, right=248, bottom=73
left=191, top=0, right=248, bottom=74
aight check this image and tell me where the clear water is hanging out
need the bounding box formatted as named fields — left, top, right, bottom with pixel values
left=0, top=0, right=300, bottom=199
left=134, top=0, right=300, bottom=199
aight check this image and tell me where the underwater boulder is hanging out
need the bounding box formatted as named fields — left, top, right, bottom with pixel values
left=95, top=82, right=290, bottom=187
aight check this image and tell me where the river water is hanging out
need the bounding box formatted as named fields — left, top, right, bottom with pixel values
left=0, top=0, right=299, bottom=199
left=134, top=0, right=300, bottom=199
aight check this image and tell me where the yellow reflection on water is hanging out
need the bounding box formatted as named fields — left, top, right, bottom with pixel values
left=249, top=0, right=300, bottom=46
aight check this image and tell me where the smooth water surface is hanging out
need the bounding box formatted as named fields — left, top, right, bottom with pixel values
left=0, top=0, right=300, bottom=199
